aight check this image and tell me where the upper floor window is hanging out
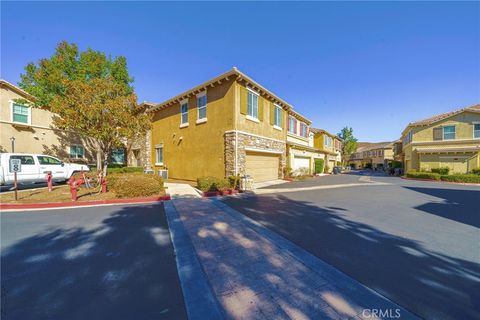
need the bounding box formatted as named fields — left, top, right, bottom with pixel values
left=474, top=123, right=480, bottom=139
left=197, top=93, right=207, bottom=120
left=274, top=105, right=282, bottom=127
left=288, top=116, right=296, bottom=134
left=403, top=130, right=413, bottom=145
left=247, top=91, right=259, bottom=119
left=300, top=123, right=308, bottom=138
left=70, top=145, right=85, bottom=159
left=325, top=136, right=333, bottom=148
left=180, top=101, right=188, bottom=125
left=443, top=125, right=455, bottom=140
left=155, top=144, right=164, bottom=165
left=12, top=103, right=30, bottom=124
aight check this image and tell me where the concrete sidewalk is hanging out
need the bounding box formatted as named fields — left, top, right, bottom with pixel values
left=165, top=198, right=418, bottom=319
left=165, top=182, right=201, bottom=199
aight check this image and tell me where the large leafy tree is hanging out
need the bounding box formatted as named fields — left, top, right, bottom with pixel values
left=18, top=41, right=149, bottom=171
left=337, top=127, right=358, bottom=165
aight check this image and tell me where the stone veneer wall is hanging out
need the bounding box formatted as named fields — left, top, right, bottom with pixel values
left=127, top=129, right=151, bottom=168
left=225, top=131, right=286, bottom=178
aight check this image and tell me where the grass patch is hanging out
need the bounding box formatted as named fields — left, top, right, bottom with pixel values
left=1, top=173, right=165, bottom=203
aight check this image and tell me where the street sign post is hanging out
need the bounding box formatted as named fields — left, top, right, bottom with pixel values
left=10, top=159, right=21, bottom=201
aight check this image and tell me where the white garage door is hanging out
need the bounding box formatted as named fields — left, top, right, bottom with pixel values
left=245, top=151, right=279, bottom=182
left=293, top=156, right=310, bottom=171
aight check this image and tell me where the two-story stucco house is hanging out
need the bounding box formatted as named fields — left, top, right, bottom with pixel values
left=0, top=79, right=96, bottom=162
left=148, top=68, right=310, bottom=182
left=401, top=104, right=480, bottom=173
left=310, top=128, right=342, bottom=172
left=285, top=110, right=327, bottom=175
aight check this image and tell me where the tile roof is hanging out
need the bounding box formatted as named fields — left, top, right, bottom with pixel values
left=355, top=141, right=394, bottom=152
left=409, top=104, right=480, bottom=127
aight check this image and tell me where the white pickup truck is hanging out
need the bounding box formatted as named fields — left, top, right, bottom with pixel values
left=0, top=153, right=90, bottom=185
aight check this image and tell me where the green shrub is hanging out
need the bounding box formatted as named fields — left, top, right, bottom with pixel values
left=440, top=174, right=480, bottom=183
left=109, top=173, right=164, bottom=198
left=314, top=159, right=325, bottom=174
left=324, top=165, right=330, bottom=173
left=471, top=168, right=480, bottom=175
left=406, top=171, right=441, bottom=180
left=197, top=176, right=229, bottom=192
left=228, top=175, right=240, bottom=189
left=108, top=166, right=144, bottom=174
left=283, top=166, right=292, bottom=178
left=390, top=161, right=402, bottom=169
left=431, top=167, right=450, bottom=175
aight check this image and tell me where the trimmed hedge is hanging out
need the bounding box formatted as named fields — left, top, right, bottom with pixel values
left=109, top=173, right=164, bottom=198
left=440, top=174, right=480, bottom=183
left=314, top=159, right=325, bottom=174
left=431, top=167, right=450, bottom=175
left=471, top=168, right=480, bottom=175
left=406, top=171, right=441, bottom=180
left=89, top=166, right=144, bottom=174
left=197, top=176, right=230, bottom=192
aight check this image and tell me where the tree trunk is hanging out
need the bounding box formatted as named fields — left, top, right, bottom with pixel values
left=95, top=140, right=103, bottom=172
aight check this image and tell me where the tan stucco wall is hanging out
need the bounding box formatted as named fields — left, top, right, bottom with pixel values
left=150, top=79, right=236, bottom=181
left=0, top=85, right=95, bottom=162
left=236, top=83, right=287, bottom=141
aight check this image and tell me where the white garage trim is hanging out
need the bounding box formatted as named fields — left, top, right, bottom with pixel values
left=244, top=147, right=283, bottom=154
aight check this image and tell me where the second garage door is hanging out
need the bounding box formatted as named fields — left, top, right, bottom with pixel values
left=245, top=151, right=280, bottom=182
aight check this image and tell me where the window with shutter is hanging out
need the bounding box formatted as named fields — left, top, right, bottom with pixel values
left=433, top=127, right=443, bottom=140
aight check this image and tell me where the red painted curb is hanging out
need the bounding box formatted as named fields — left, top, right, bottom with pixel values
left=401, top=176, right=480, bottom=186
left=0, top=195, right=171, bottom=210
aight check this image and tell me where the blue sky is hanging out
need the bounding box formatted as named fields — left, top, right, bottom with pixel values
left=2, top=1, right=479, bottom=142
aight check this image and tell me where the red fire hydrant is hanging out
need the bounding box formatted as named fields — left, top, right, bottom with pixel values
left=46, top=171, right=53, bottom=192
left=68, top=176, right=78, bottom=201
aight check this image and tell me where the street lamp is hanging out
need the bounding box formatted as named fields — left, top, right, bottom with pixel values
left=10, top=137, right=15, bottom=153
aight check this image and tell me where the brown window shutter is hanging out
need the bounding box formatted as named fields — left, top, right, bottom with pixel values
left=258, top=96, right=264, bottom=121
left=269, top=103, right=275, bottom=125
left=433, top=127, right=442, bottom=140
left=240, top=87, right=248, bottom=115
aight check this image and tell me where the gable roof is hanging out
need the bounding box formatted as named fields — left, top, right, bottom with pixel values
left=147, top=67, right=295, bottom=113
left=407, top=104, right=480, bottom=128
left=355, top=141, right=393, bottom=153
left=310, top=127, right=341, bottom=140
left=0, top=79, right=36, bottom=101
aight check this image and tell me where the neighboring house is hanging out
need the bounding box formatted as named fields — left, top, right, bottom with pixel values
left=286, top=110, right=326, bottom=175
left=0, top=79, right=96, bottom=163
left=392, top=139, right=403, bottom=164
left=400, top=104, right=480, bottom=173
left=311, top=128, right=342, bottom=172
left=148, top=67, right=313, bottom=182
left=348, top=142, right=394, bottom=169
left=125, top=102, right=153, bottom=168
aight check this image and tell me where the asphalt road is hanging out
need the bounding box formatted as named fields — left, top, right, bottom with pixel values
left=223, top=172, right=480, bottom=320
left=1, top=203, right=187, bottom=320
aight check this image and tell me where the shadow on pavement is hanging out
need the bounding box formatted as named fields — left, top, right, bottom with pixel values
left=404, top=186, right=480, bottom=228
left=1, top=204, right=187, bottom=320
left=223, top=194, right=480, bottom=319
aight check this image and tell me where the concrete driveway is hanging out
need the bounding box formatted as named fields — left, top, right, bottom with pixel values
left=1, top=203, right=187, bottom=320
left=223, top=173, right=480, bottom=320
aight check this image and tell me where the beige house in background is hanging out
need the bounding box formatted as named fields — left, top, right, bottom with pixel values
left=348, top=142, right=394, bottom=169
left=0, top=79, right=149, bottom=167
left=0, top=79, right=96, bottom=162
